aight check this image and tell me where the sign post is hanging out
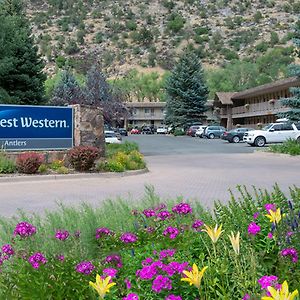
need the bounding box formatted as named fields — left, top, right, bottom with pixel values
left=0, top=105, right=73, bottom=151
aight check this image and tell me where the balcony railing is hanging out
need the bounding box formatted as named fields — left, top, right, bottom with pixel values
left=219, top=100, right=289, bottom=118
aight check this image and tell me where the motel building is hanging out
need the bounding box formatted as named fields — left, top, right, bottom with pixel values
left=213, top=76, right=300, bottom=130
left=124, top=100, right=215, bottom=129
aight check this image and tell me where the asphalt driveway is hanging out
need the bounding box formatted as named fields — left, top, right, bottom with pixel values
left=0, top=135, right=299, bottom=218
left=124, top=134, right=256, bottom=156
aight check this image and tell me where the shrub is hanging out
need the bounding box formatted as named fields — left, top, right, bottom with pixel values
left=106, top=142, right=139, bottom=158
left=67, top=146, right=100, bottom=171
left=0, top=154, right=16, bottom=174
left=38, top=164, right=48, bottom=174
left=50, top=160, right=65, bottom=171
left=16, top=153, right=44, bottom=174
left=56, top=166, right=69, bottom=174
left=269, top=139, right=300, bottom=156
left=106, top=160, right=125, bottom=172
left=173, top=128, right=185, bottom=136
left=167, top=13, right=185, bottom=33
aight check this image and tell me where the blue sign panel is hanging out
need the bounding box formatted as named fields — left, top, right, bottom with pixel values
left=0, top=105, right=73, bottom=150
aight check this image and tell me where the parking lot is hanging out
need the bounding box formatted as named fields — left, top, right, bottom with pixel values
left=0, top=134, right=299, bottom=218
left=125, top=134, right=256, bottom=156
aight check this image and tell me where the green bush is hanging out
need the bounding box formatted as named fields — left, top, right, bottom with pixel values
left=56, top=166, right=69, bottom=174
left=173, top=128, right=185, bottom=136
left=38, top=164, right=48, bottom=174
left=167, top=13, right=185, bottom=33
left=269, top=139, right=300, bottom=156
left=0, top=154, right=16, bottom=174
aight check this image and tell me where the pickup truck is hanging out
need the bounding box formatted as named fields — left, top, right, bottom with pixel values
left=243, top=122, right=300, bottom=147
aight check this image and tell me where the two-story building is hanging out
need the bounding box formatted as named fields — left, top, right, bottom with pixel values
left=125, top=100, right=216, bottom=128
left=214, top=76, right=300, bottom=129
left=125, top=102, right=166, bottom=128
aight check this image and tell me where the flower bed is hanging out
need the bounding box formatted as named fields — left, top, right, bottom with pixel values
left=269, top=139, right=300, bottom=156
left=0, top=142, right=146, bottom=176
left=0, top=185, right=299, bottom=299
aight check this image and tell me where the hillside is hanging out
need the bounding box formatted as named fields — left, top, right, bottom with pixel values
left=26, top=0, right=299, bottom=76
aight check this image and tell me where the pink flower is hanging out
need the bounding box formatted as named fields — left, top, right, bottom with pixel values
left=265, top=203, right=276, bottom=212
left=267, top=233, right=273, bottom=239
left=242, top=294, right=250, bottom=300
left=253, top=212, right=259, bottom=219
left=120, top=232, right=137, bottom=244
left=123, top=293, right=139, bottom=300
left=159, top=249, right=176, bottom=260
left=152, top=275, right=172, bottom=293
left=172, top=203, right=192, bottom=215
left=281, top=248, right=298, bottom=263
left=248, top=222, right=261, bottom=235
left=258, top=275, right=278, bottom=289
left=166, top=295, right=182, bottom=300
left=163, top=227, right=179, bottom=239
left=103, top=268, right=118, bottom=278
left=124, top=278, right=131, bottom=289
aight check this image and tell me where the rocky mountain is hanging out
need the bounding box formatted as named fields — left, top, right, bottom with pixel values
left=26, top=0, right=299, bottom=76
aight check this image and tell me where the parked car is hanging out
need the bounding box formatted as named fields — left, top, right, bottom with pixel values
left=186, top=125, right=202, bottom=137
left=105, top=131, right=121, bottom=144
left=221, top=128, right=254, bottom=143
left=203, top=126, right=226, bottom=139
left=195, top=126, right=207, bottom=138
left=130, top=128, right=141, bottom=134
left=157, top=126, right=168, bottom=134
left=142, top=126, right=154, bottom=134
left=243, top=121, right=300, bottom=147
left=118, top=128, right=128, bottom=136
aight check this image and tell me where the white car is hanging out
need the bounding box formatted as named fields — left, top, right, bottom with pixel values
left=105, top=131, right=121, bottom=144
left=195, top=126, right=207, bottom=138
left=243, top=122, right=300, bottom=147
left=157, top=126, right=168, bottom=134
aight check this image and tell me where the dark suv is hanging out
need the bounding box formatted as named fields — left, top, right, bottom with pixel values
left=203, top=126, right=226, bottom=139
left=186, top=125, right=201, bottom=137
left=221, top=128, right=254, bottom=143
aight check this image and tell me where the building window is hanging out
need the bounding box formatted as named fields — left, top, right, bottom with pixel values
left=151, top=108, right=155, bottom=116
left=145, top=108, right=150, bottom=114
left=133, top=108, right=137, bottom=115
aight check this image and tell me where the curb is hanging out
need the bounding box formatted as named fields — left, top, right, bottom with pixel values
left=0, top=168, right=149, bottom=183
left=253, top=150, right=300, bottom=158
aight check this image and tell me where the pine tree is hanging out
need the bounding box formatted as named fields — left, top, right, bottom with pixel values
left=165, top=50, right=209, bottom=128
left=0, top=0, right=46, bottom=105
left=50, top=70, right=83, bottom=106
left=280, top=18, right=300, bottom=122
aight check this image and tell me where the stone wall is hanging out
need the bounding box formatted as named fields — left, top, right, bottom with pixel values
left=72, top=104, right=105, bottom=155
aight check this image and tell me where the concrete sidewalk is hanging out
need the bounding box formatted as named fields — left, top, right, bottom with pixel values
left=0, top=152, right=299, bottom=218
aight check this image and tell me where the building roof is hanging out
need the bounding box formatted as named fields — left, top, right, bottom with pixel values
left=232, top=76, right=300, bottom=99
left=126, top=102, right=166, bottom=108
left=214, top=92, right=235, bottom=105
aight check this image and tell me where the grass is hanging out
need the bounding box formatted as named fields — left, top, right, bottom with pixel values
left=269, top=139, right=300, bottom=156
left=105, top=141, right=139, bottom=158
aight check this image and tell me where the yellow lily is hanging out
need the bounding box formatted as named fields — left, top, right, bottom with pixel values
left=181, top=263, right=208, bottom=289
left=203, top=224, right=224, bottom=243
left=89, top=275, right=116, bottom=299
left=265, top=208, right=282, bottom=224
left=228, top=231, right=240, bottom=255
left=261, top=281, right=298, bottom=300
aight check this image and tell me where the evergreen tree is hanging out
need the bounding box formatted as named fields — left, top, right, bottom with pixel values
left=50, top=70, right=83, bottom=106
left=0, top=0, right=46, bottom=105
left=280, top=18, right=300, bottom=122
left=165, top=50, right=209, bottom=128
